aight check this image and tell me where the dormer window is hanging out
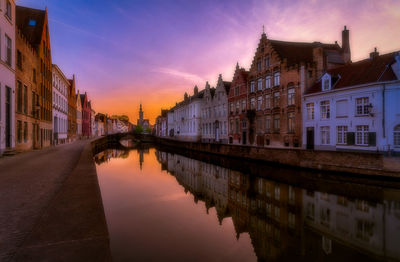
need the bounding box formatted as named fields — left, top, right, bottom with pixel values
left=29, top=19, right=37, bottom=26
left=321, top=73, right=331, bottom=91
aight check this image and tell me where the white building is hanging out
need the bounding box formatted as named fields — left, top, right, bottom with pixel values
left=167, top=109, right=174, bottom=137
left=0, top=0, right=15, bottom=155
left=302, top=51, right=400, bottom=153
left=169, top=87, right=204, bottom=142
left=201, top=76, right=230, bottom=143
left=52, top=64, right=69, bottom=145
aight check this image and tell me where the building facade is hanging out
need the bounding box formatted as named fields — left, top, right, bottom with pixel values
left=76, top=90, right=82, bottom=137
left=52, top=64, right=68, bottom=145
left=67, top=75, right=77, bottom=142
left=303, top=51, right=400, bottom=153
left=170, top=87, right=204, bottom=142
left=15, top=7, right=41, bottom=152
left=228, top=63, right=249, bottom=145
left=80, top=92, right=91, bottom=137
left=246, top=28, right=349, bottom=148
left=201, top=76, right=231, bottom=143
left=0, top=0, right=16, bottom=155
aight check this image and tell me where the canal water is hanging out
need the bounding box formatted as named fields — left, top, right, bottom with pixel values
left=94, top=146, right=400, bottom=262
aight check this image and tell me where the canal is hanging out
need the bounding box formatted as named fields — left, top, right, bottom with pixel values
left=94, top=145, right=400, bottom=262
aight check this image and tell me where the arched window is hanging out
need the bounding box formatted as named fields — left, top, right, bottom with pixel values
left=394, top=125, right=400, bottom=146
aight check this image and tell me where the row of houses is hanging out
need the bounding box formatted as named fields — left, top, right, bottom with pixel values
left=155, top=27, right=400, bottom=153
left=0, top=3, right=122, bottom=155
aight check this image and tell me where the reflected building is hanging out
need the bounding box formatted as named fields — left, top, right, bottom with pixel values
left=94, top=149, right=129, bottom=165
left=109, top=147, right=400, bottom=262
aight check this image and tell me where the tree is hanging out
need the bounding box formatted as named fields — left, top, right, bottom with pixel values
left=134, top=125, right=144, bottom=134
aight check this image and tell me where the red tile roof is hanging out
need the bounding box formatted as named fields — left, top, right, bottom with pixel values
left=269, top=40, right=341, bottom=66
left=307, top=51, right=399, bottom=94
left=16, top=6, right=46, bottom=48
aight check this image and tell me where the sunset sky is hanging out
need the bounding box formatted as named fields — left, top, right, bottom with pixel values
left=18, top=0, right=400, bottom=123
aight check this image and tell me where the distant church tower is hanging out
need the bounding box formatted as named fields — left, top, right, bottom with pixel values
left=138, top=103, right=144, bottom=126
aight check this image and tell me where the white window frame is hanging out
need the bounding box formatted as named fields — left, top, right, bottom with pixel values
left=257, top=78, right=262, bottom=91
left=306, top=103, right=314, bottom=120
left=356, top=97, right=370, bottom=116
left=320, top=100, right=330, bottom=120
left=274, top=71, right=280, bottom=86
left=288, top=88, right=295, bottom=106
left=356, top=125, right=369, bottom=146
left=250, top=81, right=255, bottom=93
left=321, top=126, right=330, bottom=145
left=394, top=125, right=400, bottom=147
left=337, top=126, right=348, bottom=144
left=265, top=76, right=271, bottom=89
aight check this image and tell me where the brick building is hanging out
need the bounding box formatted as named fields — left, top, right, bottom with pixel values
left=246, top=28, right=350, bottom=148
left=15, top=13, right=40, bottom=151
left=67, top=75, right=77, bottom=142
left=16, top=6, right=52, bottom=149
left=228, top=63, right=249, bottom=145
left=80, top=92, right=91, bottom=137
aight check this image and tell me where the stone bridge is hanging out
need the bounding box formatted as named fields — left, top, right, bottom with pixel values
left=91, top=132, right=155, bottom=155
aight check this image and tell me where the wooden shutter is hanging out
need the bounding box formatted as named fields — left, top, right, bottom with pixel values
left=347, top=132, right=355, bottom=145
left=368, top=132, right=376, bottom=146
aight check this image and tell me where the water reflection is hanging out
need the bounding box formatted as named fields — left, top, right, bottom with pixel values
left=95, top=146, right=400, bottom=261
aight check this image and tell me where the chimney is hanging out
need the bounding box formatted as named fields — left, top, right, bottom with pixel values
left=342, top=25, right=351, bottom=63
left=369, top=47, right=379, bottom=59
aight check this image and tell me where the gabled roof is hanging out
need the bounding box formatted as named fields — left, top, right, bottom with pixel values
left=269, top=40, right=341, bottom=66
left=307, top=51, right=399, bottom=94
left=80, top=94, right=86, bottom=106
left=16, top=6, right=46, bottom=48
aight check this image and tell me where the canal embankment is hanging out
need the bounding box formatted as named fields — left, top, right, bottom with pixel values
left=0, top=140, right=111, bottom=261
left=156, top=137, right=400, bottom=178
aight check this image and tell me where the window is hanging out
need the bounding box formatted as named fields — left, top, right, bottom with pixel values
left=321, top=126, right=330, bottom=145
left=274, top=206, right=280, bottom=219
left=320, top=101, right=330, bottom=119
left=336, top=100, right=348, bottom=117
left=337, top=126, right=348, bottom=144
left=234, top=87, right=239, bottom=96
left=306, top=103, right=314, bottom=120
left=236, top=101, right=240, bottom=113
left=356, top=125, right=369, bottom=145
left=24, top=122, right=28, bottom=142
left=257, top=78, right=262, bottom=91
left=17, top=121, right=22, bottom=143
left=274, top=71, right=280, bottom=86
left=265, top=116, right=271, bottom=132
left=235, top=119, right=239, bottom=133
left=273, top=114, right=280, bottom=132
left=288, top=112, right=295, bottom=133
left=17, top=81, right=22, bottom=113
left=394, top=125, right=400, bottom=146
left=17, top=50, right=22, bottom=70
left=265, top=56, right=270, bottom=67
left=230, top=120, right=233, bottom=133
left=250, top=81, right=255, bottom=93
left=265, top=95, right=271, bottom=109
left=323, top=78, right=330, bottom=91
left=257, top=60, right=261, bottom=71
left=6, top=1, right=12, bottom=20
left=274, top=186, right=280, bottom=200
left=250, top=98, right=256, bottom=109
left=356, top=97, right=370, bottom=115
left=241, top=99, right=246, bottom=112
left=24, top=85, right=27, bottom=114
left=288, top=88, right=295, bottom=105
left=242, top=120, right=247, bottom=129
left=29, top=19, right=37, bottom=26
left=288, top=186, right=295, bottom=203
left=265, top=76, right=271, bottom=89
left=257, top=96, right=262, bottom=110
left=230, top=103, right=234, bottom=114
left=273, top=92, right=280, bottom=107
left=5, top=35, right=12, bottom=66
left=257, top=118, right=263, bottom=133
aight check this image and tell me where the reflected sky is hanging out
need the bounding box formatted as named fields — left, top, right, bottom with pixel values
left=95, top=147, right=400, bottom=261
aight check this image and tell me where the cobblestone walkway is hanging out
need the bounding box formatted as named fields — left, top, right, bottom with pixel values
left=0, top=140, right=109, bottom=261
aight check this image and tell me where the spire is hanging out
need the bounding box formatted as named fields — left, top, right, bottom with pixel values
left=236, top=62, right=239, bottom=70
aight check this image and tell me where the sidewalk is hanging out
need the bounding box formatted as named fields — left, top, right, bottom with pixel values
left=0, top=140, right=111, bottom=261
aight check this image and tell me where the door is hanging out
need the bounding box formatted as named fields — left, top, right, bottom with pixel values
left=306, top=127, right=314, bottom=150
left=242, top=131, right=247, bottom=145
left=5, top=87, right=11, bottom=148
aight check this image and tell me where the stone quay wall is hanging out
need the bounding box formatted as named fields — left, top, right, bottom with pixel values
left=156, top=137, right=400, bottom=178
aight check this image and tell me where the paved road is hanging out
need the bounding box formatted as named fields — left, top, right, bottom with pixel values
left=0, top=140, right=87, bottom=261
